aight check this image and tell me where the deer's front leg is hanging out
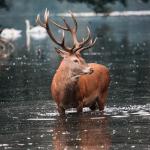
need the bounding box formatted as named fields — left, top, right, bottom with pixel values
left=58, top=106, right=65, bottom=116
left=76, top=101, right=83, bottom=113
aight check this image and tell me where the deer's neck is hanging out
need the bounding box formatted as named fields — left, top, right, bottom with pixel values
left=55, top=62, right=79, bottom=98
left=56, top=65, right=77, bottom=86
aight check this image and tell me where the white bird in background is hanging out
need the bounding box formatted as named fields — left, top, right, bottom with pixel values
left=25, top=19, right=47, bottom=40
left=0, top=28, right=22, bottom=41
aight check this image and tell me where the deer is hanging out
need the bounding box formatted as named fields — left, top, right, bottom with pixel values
left=36, top=9, right=110, bottom=115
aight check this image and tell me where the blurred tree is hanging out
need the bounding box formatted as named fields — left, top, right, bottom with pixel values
left=141, top=0, right=149, bottom=2
left=0, top=0, right=9, bottom=10
left=58, top=0, right=149, bottom=12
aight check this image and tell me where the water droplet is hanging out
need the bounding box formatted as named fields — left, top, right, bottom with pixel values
left=112, top=130, right=116, bottom=134
left=131, top=145, right=135, bottom=148
left=40, top=135, right=44, bottom=138
left=115, top=81, right=118, bottom=85
left=133, top=60, right=136, bottom=63
left=101, top=47, right=104, bottom=50
left=120, top=44, right=124, bottom=48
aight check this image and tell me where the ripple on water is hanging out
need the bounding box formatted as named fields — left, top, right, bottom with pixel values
left=26, top=104, right=150, bottom=120
left=105, top=104, right=150, bottom=118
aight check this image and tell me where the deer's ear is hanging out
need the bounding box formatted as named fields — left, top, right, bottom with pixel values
left=55, top=48, right=69, bottom=58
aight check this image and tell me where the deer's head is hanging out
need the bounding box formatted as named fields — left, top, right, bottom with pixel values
left=36, top=9, right=97, bottom=78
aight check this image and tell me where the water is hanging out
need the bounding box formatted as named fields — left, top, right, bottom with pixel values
left=0, top=101, right=150, bottom=149
left=0, top=0, right=150, bottom=149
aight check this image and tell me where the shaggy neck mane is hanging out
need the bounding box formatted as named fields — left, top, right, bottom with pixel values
left=56, top=61, right=79, bottom=101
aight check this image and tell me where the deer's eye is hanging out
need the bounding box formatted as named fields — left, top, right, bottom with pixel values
left=73, top=59, right=79, bottom=63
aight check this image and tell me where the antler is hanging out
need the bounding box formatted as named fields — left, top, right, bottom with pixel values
left=36, top=9, right=72, bottom=52
left=36, top=9, right=97, bottom=53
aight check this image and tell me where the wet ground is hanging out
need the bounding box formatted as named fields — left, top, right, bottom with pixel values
left=0, top=1, right=150, bottom=149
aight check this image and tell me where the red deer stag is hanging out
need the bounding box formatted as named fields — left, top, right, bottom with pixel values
left=36, top=9, right=110, bottom=115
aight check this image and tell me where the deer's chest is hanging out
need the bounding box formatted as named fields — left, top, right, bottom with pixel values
left=59, top=82, right=80, bottom=109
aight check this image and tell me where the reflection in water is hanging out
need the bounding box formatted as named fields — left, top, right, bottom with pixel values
left=25, top=19, right=47, bottom=46
left=53, top=114, right=111, bottom=150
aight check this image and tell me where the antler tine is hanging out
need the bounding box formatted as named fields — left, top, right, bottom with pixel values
left=43, top=9, right=62, bottom=46
left=44, top=8, right=68, bottom=30
left=36, top=14, right=46, bottom=28
left=79, top=26, right=91, bottom=47
left=47, top=13, right=68, bottom=30
left=61, top=30, right=69, bottom=52
left=76, top=37, right=97, bottom=53
left=73, top=26, right=91, bottom=52
left=69, top=10, right=78, bottom=32
left=62, top=30, right=65, bottom=44
left=36, top=8, right=72, bottom=52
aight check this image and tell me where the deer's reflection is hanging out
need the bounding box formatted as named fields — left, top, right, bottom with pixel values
left=53, top=113, right=111, bottom=150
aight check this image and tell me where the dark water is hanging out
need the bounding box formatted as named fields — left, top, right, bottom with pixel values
left=0, top=0, right=150, bottom=150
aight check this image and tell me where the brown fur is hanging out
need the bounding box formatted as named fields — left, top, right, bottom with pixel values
left=51, top=57, right=110, bottom=115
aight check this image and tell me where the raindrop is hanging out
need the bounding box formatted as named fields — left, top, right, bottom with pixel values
left=138, top=81, right=142, bottom=84
left=84, top=129, right=88, bottom=132
left=108, top=38, right=112, bottom=42
left=23, top=55, right=27, bottom=59
left=142, top=42, right=146, bottom=46
left=133, top=60, right=136, bottom=64
left=76, top=138, right=81, bottom=141
left=112, top=130, right=116, bottom=135
left=115, top=81, right=118, bottom=85
left=0, top=144, right=9, bottom=147
left=100, top=145, right=104, bottom=149
left=47, top=129, right=53, bottom=133
left=40, top=135, right=44, bottom=138
left=120, top=44, right=124, bottom=48
left=62, top=131, right=70, bottom=135
left=136, top=43, right=140, bottom=47
left=131, top=145, right=135, bottom=148
left=16, top=57, right=22, bottom=60
left=101, top=47, right=105, bottom=50
left=17, top=144, right=25, bottom=146
left=5, top=67, right=10, bottom=71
